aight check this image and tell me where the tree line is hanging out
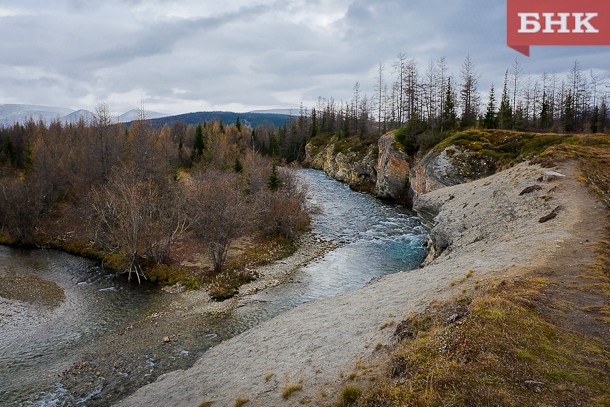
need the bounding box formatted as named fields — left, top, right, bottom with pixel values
left=0, top=105, right=309, bottom=281
left=271, top=56, right=609, bottom=162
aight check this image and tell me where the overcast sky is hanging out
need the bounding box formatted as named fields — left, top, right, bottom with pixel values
left=1, top=0, right=609, bottom=115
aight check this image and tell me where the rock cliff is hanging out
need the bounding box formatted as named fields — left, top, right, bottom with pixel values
left=304, top=137, right=377, bottom=192
left=375, top=133, right=411, bottom=204
left=409, top=144, right=497, bottom=195
left=305, top=132, right=498, bottom=204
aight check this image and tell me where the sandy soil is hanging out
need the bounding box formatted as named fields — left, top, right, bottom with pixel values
left=115, top=161, right=607, bottom=407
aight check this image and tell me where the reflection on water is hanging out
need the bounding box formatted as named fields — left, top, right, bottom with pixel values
left=1, top=169, right=426, bottom=406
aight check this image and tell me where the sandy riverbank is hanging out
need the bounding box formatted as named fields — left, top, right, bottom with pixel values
left=115, top=160, right=606, bottom=406
left=46, top=233, right=335, bottom=405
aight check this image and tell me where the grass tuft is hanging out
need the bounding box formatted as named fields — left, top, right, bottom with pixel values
left=234, top=397, right=249, bottom=407
left=336, top=385, right=363, bottom=407
left=281, top=384, right=303, bottom=400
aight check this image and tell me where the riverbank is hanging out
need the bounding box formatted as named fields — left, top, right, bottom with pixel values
left=36, top=232, right=336, bottom=406
left=116, top=158, right=609, bottom=406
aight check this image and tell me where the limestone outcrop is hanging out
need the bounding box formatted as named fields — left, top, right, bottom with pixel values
left=304, top=138, right=377, bottom=192
left=409, top=144, right=497, bottom=196
left=375, top=133, right=411, bottom=203
left=305, top=132, right=499, bottom=204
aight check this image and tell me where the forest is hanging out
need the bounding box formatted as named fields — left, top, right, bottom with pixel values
left=0, top=106, right=309, bottom=292
left=271, top=56, right=609, bottom=161
left=0, top=55, right=607, bottom=290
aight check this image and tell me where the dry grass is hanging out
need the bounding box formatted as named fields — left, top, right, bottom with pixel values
left=343, top=134, right=610, bottom=407
left=234, top=397, right=250, bottom=407
left=282, top=383, right=303, bottom=400
left=354, top=277, right=610, bottom=406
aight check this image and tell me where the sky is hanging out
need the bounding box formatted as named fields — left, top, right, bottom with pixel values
left=0, top=0, right=609, bottom=115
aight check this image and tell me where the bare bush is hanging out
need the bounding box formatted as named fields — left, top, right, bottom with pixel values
left=89, top=164, right=189, bottom=282
left=0, top=174, right=46, bottom=241
left=254, top=168, right=310, bottom=238
left=189, top=170, right=251, bottom=273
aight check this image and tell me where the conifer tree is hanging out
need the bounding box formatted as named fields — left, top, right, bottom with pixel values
left=563, top=90, right=575, bottom=132
left=267, top=164, right=282, bottom=190
left=191, top=123, right=205, bottom=161
left=483, top=83, right=497, bottom=129
left=441, top=78, right=457, bottom=132
left=498, top=71, right=513, bottom=129
left=539, top=91, right=552, bottom=131
left=310, top=108, right=318, bottom=138
left=233, top=157, right=243, bottom=173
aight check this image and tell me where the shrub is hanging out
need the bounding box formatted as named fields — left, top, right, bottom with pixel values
left=336, top=386, right=362, bottom=407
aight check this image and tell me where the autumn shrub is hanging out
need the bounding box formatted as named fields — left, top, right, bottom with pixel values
left=255, top=168, right=310, bottom=238
left=0, top=174, right=46, bottom=242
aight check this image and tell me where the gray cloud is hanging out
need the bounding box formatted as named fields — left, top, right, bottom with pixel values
left=0, top=0, right=608, bottom=114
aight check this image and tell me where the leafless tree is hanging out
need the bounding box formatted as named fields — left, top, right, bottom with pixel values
left=190, top=170, right=250, bottom=273
left=89, top=164, right=189, bottom=282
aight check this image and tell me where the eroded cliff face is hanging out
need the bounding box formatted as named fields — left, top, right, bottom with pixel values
left=305, top=132, right=498, bottom=204
left=304, top=138, right=377, bottom=192
left=410, top=144, right=497, bottom=195
left=375, top=133, right=411, bottom=204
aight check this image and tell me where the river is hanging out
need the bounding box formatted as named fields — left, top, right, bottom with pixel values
left=0, top=169, right=426, bottom=406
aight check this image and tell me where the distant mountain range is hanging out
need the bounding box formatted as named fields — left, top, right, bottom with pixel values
left=0, top=104, right=169, bottom=127
left=0, top=104, right=294, bottom=128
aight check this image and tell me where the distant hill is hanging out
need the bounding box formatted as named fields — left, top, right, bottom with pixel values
left=118, top=109, right=168, bottom=122
left=0, top=104, right=170, bottom=126
left=248, top=108, right=301, bottom=116
left=0, top=104, right=75, bottom=126
left=63, top=109, right=96, bottom=124
left=147, top=111, right=294, bottom=128
left=1, top=104, right=295, bottom=129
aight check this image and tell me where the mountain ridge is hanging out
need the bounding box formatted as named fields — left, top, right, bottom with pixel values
left=0, top=104, right=293, bottom=128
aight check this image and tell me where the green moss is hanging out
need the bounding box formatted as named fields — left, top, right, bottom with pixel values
left=434, top=129, right=576, bottom=170
left=145, top=264, right=201, bottom=290
left=226, top=236, right=296, bottom=272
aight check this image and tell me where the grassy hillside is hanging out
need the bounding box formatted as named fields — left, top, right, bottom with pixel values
left=334, top=132, right=610, bottom=407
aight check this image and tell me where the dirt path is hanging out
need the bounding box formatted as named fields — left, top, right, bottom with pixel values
left=115, top=161, right=607, bottom=407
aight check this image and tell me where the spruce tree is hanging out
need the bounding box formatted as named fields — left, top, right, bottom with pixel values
left=483, top=83, right=497, bottom=129
left=310, top=108, right=318, bottom=138
left=498, top=71, right=513, bottom=129
left=441, top=78, right=457, bottom=132
left=268, top=164, right=282, bottom=190
left=191, top=123, right=205, bottom=161
left=233, top=157, right=243, bottom=173
left=539, top=91, right=552, bottom=131
left=563, top=91, right=575, bottom=132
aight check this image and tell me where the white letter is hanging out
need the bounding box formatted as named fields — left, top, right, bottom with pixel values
left=573, top=13, right=599, bottom=33
left=518, top=13, right=541, bottom=33
left=543, top=13, right=570, bottom=33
